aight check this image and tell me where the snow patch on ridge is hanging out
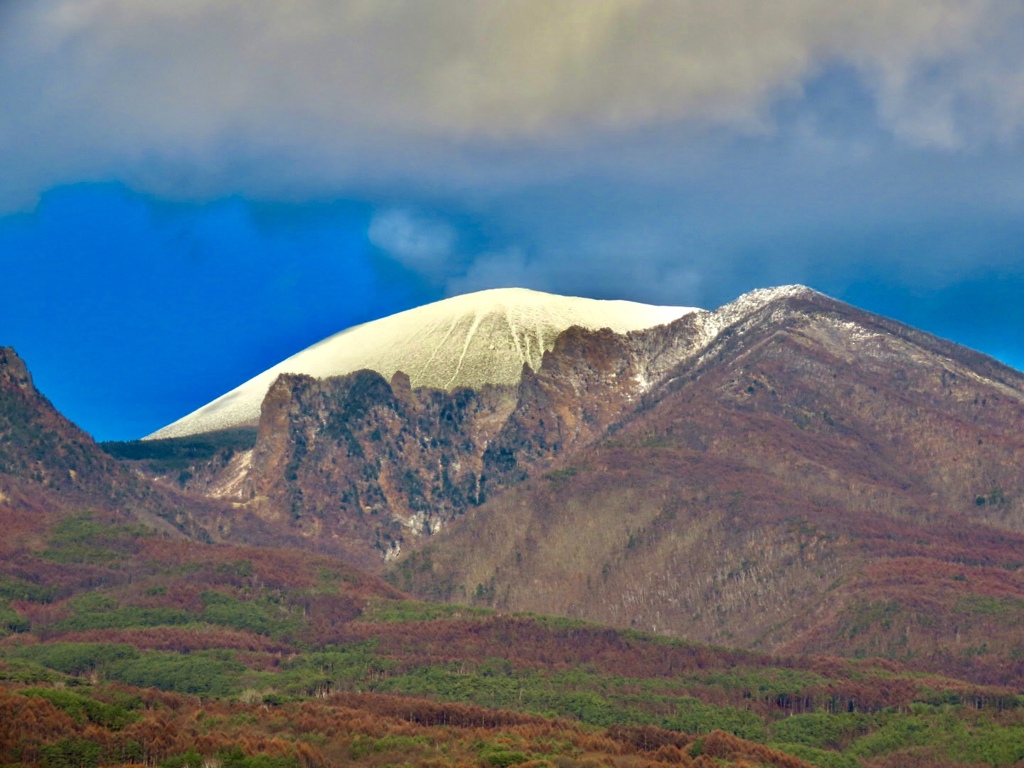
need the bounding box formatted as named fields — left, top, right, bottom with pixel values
left=206, top=449, right=254, bottom=499
left=693, top=285, right=816, bottom=349
left=633, top=285, right=821, bottom=394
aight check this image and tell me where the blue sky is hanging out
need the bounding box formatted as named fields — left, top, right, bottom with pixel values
left=1, top=2, right=1023, bottom=440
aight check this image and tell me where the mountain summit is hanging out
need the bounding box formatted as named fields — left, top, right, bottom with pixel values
left=147, top=288, right=698, bottom=439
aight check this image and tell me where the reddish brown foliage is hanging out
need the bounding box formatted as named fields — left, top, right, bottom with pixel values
left=55, top=627, right=293, bottom=654
left=0, top=682, right=813, bottom=768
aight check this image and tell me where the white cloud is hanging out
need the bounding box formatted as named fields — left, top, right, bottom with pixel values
left=0, top=1, right=1022, bottom=209
left=368, top=209, right=456, bottom=277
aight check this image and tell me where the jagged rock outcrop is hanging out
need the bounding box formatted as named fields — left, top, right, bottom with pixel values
left=231, top=369, right=517, bottom=566
left=481, top=326, right=651, bottom=486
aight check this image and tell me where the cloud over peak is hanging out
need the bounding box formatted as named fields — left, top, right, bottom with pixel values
left=368, top=209, right=456, bottom=278
left=2, top=1, right=1022, bottom=209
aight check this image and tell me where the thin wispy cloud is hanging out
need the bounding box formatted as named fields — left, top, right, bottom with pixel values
left=368, top=209, right=457, bottom=279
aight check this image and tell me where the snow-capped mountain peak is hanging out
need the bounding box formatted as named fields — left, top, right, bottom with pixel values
left=146, top=287, right=699, bottom=439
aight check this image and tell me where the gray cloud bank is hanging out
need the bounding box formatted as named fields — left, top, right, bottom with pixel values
left=2, top=0, right=1023, bottom=212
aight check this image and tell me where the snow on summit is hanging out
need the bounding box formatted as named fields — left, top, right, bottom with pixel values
left=146, top=288, right=699, bottom=440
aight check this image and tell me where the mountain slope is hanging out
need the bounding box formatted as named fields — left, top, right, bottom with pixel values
left=0, top=347, right=256, bottom=543
left=148, top=287, right=696, bottom=439
left=1, top=347, right=124, bottom=505
left=0, top=347, right=180, bottom=532
left=387, top=289, right=1024, bottom=683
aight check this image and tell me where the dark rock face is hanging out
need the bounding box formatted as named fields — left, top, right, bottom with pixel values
left=482, top=327, right=647, bottom=486
left=236, top=369, right=517, bottom=567
left=0, top=347, right=33, bottom=390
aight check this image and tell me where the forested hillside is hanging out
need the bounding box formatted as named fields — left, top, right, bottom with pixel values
left=3, top=505, right=1024, bottom=768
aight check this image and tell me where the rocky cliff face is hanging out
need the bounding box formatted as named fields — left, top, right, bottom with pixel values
left=204, top=310, right=722, bottom=565
left=229, top=369, right=517, bottom=567
left=481, top=326, right=649, bottom=486
left=191, top=311, right=715, bottom=566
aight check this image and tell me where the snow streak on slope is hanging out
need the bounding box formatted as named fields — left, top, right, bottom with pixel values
left=148, top=288, right=698, bottom=439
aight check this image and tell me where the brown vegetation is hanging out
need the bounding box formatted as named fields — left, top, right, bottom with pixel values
left=0, top=681, right=815, bottom=768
